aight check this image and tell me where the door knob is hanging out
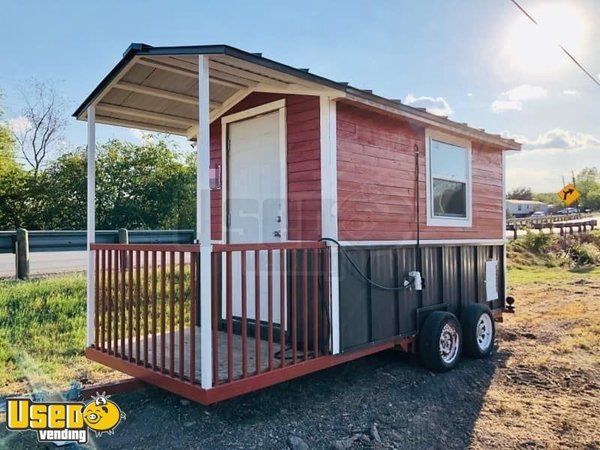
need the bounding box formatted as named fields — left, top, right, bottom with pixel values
left=273, top=230, right=281, bottom=238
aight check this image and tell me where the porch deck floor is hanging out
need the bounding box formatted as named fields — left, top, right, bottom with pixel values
left=102, top=327, right=284, bottom=383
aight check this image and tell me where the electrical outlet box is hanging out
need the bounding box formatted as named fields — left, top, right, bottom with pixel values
left=408, top=271, right=423, bottom=291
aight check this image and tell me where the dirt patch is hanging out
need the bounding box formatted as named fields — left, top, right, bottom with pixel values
left=1, top=270, right=598, bottom=449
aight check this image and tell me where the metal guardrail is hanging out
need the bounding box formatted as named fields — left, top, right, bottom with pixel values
left=506, top=213, right=585, bottom=229
left=0, top=229, right=196, bottom=254
left=506, top=215, right=597, bottom=239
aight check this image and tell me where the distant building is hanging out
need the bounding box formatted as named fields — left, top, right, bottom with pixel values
left=506, top=199, right=549, bottom=217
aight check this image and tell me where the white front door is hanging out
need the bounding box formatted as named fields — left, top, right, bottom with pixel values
left=228, top=110, right=284, bottom=244
left=226, top=109, right=286, bottom=324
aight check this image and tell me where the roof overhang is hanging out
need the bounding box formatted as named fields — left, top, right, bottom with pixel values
left=74, top=43, right=521, bottom=150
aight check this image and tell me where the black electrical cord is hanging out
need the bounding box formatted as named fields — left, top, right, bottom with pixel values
left=319, top=237, right=414, bottom=291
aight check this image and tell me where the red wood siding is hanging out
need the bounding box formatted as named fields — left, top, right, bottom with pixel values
left=209, top=93, right=321, bottom=241
left=336, top=102, right=504, bottom=241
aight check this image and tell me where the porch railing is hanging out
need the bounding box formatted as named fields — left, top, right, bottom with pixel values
left=91, top=243, right=200, bottom=383
left=90, top=241, right=331, bottom=389
left=211, top=242, right=330, bottom=386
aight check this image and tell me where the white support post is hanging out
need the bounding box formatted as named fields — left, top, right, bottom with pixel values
left=198, top=55, right=213, bottom=389
left=319, top=96, right=340, bottom=355
left=502, top=150, right=507, bottom=302
left=86, top=106, right=96, bottom=347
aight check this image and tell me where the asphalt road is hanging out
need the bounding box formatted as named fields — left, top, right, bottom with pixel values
left=0, top=251, right=87, bottom=278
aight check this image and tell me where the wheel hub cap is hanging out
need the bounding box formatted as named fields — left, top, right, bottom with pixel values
left=476, top=314, right=493, bottom=351
left=439, top=323, right=459, bottom=364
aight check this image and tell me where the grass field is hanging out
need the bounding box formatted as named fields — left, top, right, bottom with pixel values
left=0, top=275, right=124, bottom=397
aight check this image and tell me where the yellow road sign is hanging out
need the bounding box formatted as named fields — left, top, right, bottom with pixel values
left=557, top=183, right=580, bottom=206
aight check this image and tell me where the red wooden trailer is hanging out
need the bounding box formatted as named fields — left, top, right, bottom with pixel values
left=74, top=43, right=521, bottom=404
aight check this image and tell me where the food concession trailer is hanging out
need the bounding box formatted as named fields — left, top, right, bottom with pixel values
left=74, top=43, right=521, bottom=404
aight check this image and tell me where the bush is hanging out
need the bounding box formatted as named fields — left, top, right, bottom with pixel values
left=509, top=231, right=600, bottom=269
left=568, top=243, right=600, bottom=267
left=520, top=231, right=558, bottom=254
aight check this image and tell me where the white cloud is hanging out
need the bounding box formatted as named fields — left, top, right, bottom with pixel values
left=563, top=89, right=579, bottom=96
left=7, top=116, right=31, bottom=134
left=491, top=84, right=547, bottom=113
left=491, top=99, right=522, bottom=113
left=467, top=92, right=473, bottom=97
left=506, top=128, right=600, bottom=192
left=523, top=128, right=600, bottom=151
left=403, top=93, right=453, bottom=116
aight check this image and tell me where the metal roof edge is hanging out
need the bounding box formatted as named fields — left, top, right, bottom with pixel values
left=344, top=88, right=521, bottom=150
left=72, top=43, right=522, bottom=150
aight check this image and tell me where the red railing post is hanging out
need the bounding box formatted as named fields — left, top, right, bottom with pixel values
left=120, top=250, right=126, bottom=359
left=152, top=251, right=157, bottom=370
left=291, top=249, right=297, bottom=364
left=267, top=250, right=274, bottom=371
left=135, top=250, right=141, bottom=363
left=94, top=249, right=99, bottom=349
left=241, top=251, right=248, bottom=378
left=211, top=251, right=219, bottom=385
left=226, top=251, right=233, bottom=383
left=114, top=250, right=119, bottom=356
left=302, top=250, right=308, bottom=361
left=169, top=251, right=175, bottom=376
left=143, top=251, right=149, bottom=366
left=128, top=249, right=133, bottom=362
left=312, top=248, right=319, bottom=359
left=189, top=251, right=197, bottom=384
left=254, top=250, right=261, bottom=375
left=178, top=252, right=185, bottom=380
left=279, top=249, right=286, bottom=368
left=160, top=251, right=166, bottom=371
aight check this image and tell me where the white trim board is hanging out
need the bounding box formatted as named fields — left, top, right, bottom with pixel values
left=425, top=128, right=473, bottom=228
left=221, top=99, right=286, bottom=125
left=319, top=96, right=340, bottom=355
left=337, top=239, right=505, bottom=247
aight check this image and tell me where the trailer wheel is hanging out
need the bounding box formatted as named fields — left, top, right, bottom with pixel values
left=461, top=304, right=495, bottom=358
left=419, top=311, right=462, bottom=372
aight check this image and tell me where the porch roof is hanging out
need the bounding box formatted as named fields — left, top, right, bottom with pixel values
left=73, top=43, right=521, bottom=150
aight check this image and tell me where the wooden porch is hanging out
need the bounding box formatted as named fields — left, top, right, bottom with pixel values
left=87, top=241, right=333, bottom=402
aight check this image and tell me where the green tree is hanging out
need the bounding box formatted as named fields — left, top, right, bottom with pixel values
left=95, top=139, right=195, bottom=229
left=0, top=94, right=29, bottom=229
left=507, top=186, right=533, bottom=200
left=27, top=138, right=196, bottom=230
left=575, top=167, right=600, bottom=210
left=36, top=151, right=87, bottom=229
left=534, top=192, right=559, bottom=205
left=584, top=185, right=600, bottom=210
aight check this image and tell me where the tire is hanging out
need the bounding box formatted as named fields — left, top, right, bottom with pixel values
left=419, top=311, right=462, bottom=372
left=461, top=304, right=495, bottom=358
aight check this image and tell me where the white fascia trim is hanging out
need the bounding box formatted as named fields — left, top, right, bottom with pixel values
left=502, top=150, right=507, bottom=300
left=221, top=99, right=286, bottom=125
left=425, top=128, right=473, bottom=228
left=337, top=239, right=505, bottom=247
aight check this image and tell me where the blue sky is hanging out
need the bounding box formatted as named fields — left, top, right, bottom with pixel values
left=1, top=0, right=598, bottom=192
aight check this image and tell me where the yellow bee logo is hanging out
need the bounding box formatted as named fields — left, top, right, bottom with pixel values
left=83, top=393, right=125, bottom=437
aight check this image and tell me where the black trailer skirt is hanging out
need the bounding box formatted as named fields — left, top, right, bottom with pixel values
left=338, top=243, right=505, bottom=352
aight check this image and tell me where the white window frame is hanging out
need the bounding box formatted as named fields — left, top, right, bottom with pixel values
left=425, top=128, right=472, bottom=227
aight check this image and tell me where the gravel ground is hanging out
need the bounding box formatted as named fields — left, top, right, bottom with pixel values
left=1, top=350, right=503, bottom=449
left=2, top=272, right=598, bottom=449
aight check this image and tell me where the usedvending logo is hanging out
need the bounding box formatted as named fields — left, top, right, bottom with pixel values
left=6, top=393, right=125, bottom=444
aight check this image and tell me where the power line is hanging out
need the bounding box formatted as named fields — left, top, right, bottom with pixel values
left=509, top=0, right=600, bottom=88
